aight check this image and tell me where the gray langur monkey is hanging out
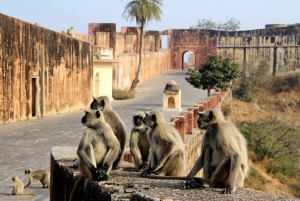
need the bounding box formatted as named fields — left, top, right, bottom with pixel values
left=90, top=96, right=126, bottom=170
left=9, top=176, right=24, bottom=196
left=185, top=107, right=249, bottom=194
left=67, top=26, right=73, bottom=37
left=130, top=111, right=151, bottom=170
left=24, top=168, right=50, bottom=188
left=142, top=111, right=186, bottom=176
left=69, top=109, right=120, bottom=201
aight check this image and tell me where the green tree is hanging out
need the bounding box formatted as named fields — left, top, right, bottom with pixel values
left=190, top=17, right=240, bottom=31
left=123, top=0, right=163, bottom=91
left=185, top=55, right=239, bottom=96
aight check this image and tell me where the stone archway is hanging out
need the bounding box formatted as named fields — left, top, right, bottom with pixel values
left=182, top=50, right=195, bottom=69
left=160, top=29, right=217, bottom=69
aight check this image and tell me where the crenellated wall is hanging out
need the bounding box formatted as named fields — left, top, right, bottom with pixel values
left=0, top=13, right=93, bottom=125
left=89, top=24, right=169, bottom=89
left=2, top=12, right=300, bottom=125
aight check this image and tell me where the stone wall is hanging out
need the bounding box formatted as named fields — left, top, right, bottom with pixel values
left=0, top=13, right=93, bottom=125
left=162, top=24, right=300, bottom=70
left=113, top=50, right=169, bottom=89
left=217, top=35, right=300, bottom=74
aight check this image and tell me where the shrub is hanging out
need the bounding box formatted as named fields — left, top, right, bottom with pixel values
left=232, top=77, right=255, bottom=102
left=112, top=88, right=135, bottom=100
left=240, top=116, right=300, bottom=181
left=245, top=167, right=266, bottom=191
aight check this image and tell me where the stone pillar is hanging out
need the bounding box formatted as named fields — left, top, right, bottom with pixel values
left=162, top=80, right=182, bottom=112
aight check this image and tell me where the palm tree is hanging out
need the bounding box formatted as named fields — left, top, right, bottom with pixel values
left=123, top=0, right=163, bottom=90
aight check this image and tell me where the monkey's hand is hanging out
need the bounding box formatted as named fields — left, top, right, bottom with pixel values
left=185, top=178, right=206, bottom=189
left=185, top=178, right=194, bottom=189
left=141, top=167, right=155, bottom=177
left=90, top=166, right=108, bottom=181
left=222, top=186, right=236, bottom=194
left=138, top=162, right=149, bottom=172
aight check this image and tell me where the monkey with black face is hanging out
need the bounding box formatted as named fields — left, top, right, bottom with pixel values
left=143, top=111, right=186, bottom=176
left=9, top=176, right=24, bottom=196
left=24, top=168, right=50, bottom=188
left=90, top=96, right=126, bottom=170
left=186, top=107, right=249, bottom=194
left=69, top=109, right=120, bottom=201
left=130, top=111, right=151, bottom=171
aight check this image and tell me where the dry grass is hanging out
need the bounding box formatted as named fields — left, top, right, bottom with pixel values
left=231, top=73, right=300, bottom=197
left=112, top=88, right=136, bottom=100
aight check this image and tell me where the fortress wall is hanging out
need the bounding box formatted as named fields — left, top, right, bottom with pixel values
left=217, top=35, right=300, bottom=74
left=0, top=13, right=93, bottom=125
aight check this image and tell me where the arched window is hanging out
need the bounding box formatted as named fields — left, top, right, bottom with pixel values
left=168, top=96, right=175, bottom=108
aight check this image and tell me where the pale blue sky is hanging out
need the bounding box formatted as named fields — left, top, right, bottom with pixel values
left=1, top=0, right=299, bottom=34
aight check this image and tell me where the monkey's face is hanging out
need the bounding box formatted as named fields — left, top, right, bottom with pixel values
left=134, top=115, right=144, bottom=126
left=81, top=110, right=101, bottom=127
left=12, top=176, right=18, bottom=182
left=143, top=113, right=154, bottom=127
left=24, top=169, right=30, bottom=174
left=90, top=98, right=105, bottom=111
left=197, top=111, right=214, bottom=129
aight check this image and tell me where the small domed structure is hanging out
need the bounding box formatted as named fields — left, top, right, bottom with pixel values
left=162, top=80, right=182, bottom=112
left=163, top=80, right=180, bottom=94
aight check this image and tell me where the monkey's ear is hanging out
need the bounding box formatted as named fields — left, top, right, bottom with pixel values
left=151, top=114, right=157, bottom=122
left=95, top=111, right=101, bottom=118
left=209, top=111, right=214, bottom=121
left=100, top=100, right=105, bottom=107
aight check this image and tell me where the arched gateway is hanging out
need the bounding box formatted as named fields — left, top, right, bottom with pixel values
left=160, top=29, right=217, bottom=69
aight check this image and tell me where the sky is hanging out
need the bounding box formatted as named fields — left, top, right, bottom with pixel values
left=1, top=0, right=300, bottom=34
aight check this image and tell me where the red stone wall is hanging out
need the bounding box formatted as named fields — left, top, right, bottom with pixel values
left=0, top=13, right=93, bottom=125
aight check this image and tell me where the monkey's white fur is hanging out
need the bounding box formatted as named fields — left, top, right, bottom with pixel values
left=144, top=111, right=186, bottom=176
left=186, top=107, right=248, bottom=193
left=90, top=96, right=126, bottom=169
left=24, top=168, right=50, bottom=188
left=130, top=111, right=151, bottom=169
left=9, top=176, right=24, bottom=195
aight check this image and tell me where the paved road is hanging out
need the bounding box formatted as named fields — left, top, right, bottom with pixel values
left=0, top=69, right=208, bottom=201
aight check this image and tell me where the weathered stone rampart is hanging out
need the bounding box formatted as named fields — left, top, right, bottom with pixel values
left=0, top=13, right=93, bottom=125
left=2, top=12, right=300, bottom=126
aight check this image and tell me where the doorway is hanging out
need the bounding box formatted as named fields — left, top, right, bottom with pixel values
left=31, top=78, right=37, bottom=117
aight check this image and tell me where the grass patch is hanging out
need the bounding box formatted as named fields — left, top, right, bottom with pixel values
left=112, top=88, right=136, bottom=100
left=245, top=167, right=266, bottom=191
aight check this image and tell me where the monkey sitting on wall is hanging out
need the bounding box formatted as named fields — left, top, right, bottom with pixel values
left=24, top=168, right=50, bottom=188
left=142, top=111, right=186, bottom=176
left=130, top=111, right=151, bottom=171
left=69, top=109, right=120, bottom=201
left=90, top=96, right=126, bottom=170
left=185, top=107, right=249, bottom=194
left=67, top=26, right=73, bottom=37
left=8, top=176, right=24, bottom=196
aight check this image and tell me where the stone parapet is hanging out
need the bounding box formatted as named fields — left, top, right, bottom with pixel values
left=50, top=145, right=300, bottom=200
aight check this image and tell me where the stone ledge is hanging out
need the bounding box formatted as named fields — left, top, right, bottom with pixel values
left=50, top=146, right=300, bottom=201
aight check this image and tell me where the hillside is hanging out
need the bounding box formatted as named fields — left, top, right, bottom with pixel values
left=230, top=73, right=300, bottom=197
